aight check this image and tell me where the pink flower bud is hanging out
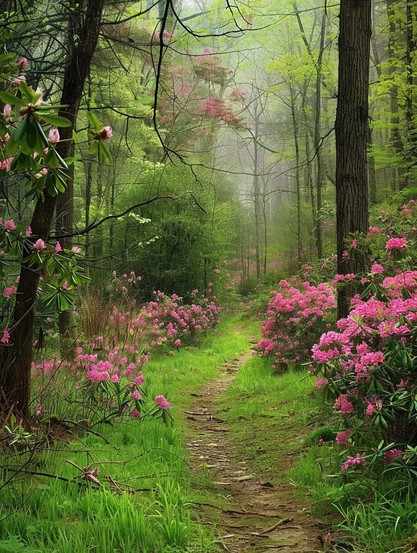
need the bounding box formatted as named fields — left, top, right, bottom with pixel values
left=48, top=128, right=60, bottom=144
left=3, top=104, right=11, bottom=117
left=11, top=75, right=26, bottom=86
left=54, top=241, right=62, bottom=253
left=17, top=56, right=28, bottom=69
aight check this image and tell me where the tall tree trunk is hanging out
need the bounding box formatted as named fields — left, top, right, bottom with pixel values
left=253, top=110, right=261, bottom=280
left=404, top=0, right=415, bottom=187
left=0, top=0, right=106, bottom=417
left=387, top=0, right=407, bottom=190
left=290, top=89, right=302, bottom=265
left=335, top=0, right=371, bottom=319
left=294, top=4, right=326, bottom=259
left=313, top=12, right=326, bottom=260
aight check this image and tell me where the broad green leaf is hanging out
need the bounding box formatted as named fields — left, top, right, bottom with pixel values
left=18, top=80, right=36, bottom=102
left=39, top=113, right=72, bottom=127
left=98, top=141, right=113, bottom=165
left=86, top=110, right=102, bottom=131
left=0, top=91, right=26, bottom=107
left=11, top=117, right=27, bottom=142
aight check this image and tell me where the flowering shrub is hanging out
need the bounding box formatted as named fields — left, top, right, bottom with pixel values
left=311, top=200, right=417, bottom=475
left=31, top=342, right=174, bottom=426
left=107, top=270, right=142, bottom=305
left=139, top=290, right=222, bottom=350
left=255, top=278, right=336, bottom=369
left=32, top=343, right=150, bottom=425
left=31, top=281, right=222, bottom=422
left=193, top=48, right=233, bottom=85
left=0, top=58, right=112, bottom=348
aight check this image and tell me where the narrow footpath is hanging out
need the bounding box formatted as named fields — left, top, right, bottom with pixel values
left=186, top=350, right=324, bottom=553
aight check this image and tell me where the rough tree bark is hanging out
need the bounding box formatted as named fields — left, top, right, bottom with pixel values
left=335, top=0, right=371, bottom=319
left=0, top=0, right=106, bottom=417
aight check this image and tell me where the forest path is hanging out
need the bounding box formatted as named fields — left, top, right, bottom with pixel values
left=186, top=348, right=324, bottom=553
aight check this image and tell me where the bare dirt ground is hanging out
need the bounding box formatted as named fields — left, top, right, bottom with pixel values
left=186, top=351, right=325, bottom=553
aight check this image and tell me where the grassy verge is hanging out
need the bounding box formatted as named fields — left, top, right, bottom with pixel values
left=220, top=355, right=323, bottom=484
left=0, top=315, right=255, bottom=553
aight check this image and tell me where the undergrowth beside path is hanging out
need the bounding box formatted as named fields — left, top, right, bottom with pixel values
left=0, top=316, right=254, bottom=553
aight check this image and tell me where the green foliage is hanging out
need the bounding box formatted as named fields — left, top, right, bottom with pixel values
left=0, top=316, right=250, bottom=552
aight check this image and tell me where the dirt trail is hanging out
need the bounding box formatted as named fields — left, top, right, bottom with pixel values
left=186, top=350, right=324, bottom=553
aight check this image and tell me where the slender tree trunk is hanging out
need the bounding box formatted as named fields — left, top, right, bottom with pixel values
left=387, top=0, right=406, bottom=190
left=253, top=111, right=262, bottom=280
left=335, top=0, right=371, bottom=319
left=313, top=12, right=326, bottom=259
left=404, top=0, right=415, bottom=187
left=290, top=90, right=302, bottom=265
left=84, top=158, right=93, bottom=263
left=294, top=4, right=325, bottom=259
left=0, top=0, right=106, bottom=417
left=368, top=127, right=377, bottom=205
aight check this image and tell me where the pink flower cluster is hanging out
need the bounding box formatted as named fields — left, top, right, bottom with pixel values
left=384, top=448, right=405, bottom=463
left=200, top=97, right=242, bottom=126
left=311, top=212, right=417, bottom=474
left=140, top=290, right=222, bottom=349
left=256, top=279, right=335, bottom=368
left=32, top=339, right=148, bottom=422
left=340, top=453, right=365, bottom=472
left=385, top=237, right=407, bottom=251
left=193, top=48, right=232, bottom=85
left=155, top=395, right=171, bottom=410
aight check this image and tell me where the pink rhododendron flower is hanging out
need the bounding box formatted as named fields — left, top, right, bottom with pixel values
left=4, top=219, right=16, bottom=231
left=99, top=126, right=113, bottom=139
left=315, top=377, right=328, bottom=389
left=333, top=394, right=353, bottom=414
left=384, top=449, right=405, bottom=463
left=1, top=329, right=10, bottom=343
left=34, top=239, right=46, bottom=251
left=55, top=241, right=62, bottom=253
left=131, top=390, right=141, bottom=400
left=371, top=264, right=384, bottom=274
left=3, top=286, right=17, bottom=297
left=385, top=237, right=407, bottom=251
left=81, top=467, right=100, bottom=485
left=11, top=75, right=26, bottom=86
left=336, top=428, right=352, bottom=446
left=25, top=226, right=32, bottom=237
left=155, top=395, right=171, bottom=410
left=340, top=453, right=365, bottom=472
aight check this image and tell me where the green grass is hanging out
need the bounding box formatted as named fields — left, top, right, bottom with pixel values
left=220, top=354, right=417, bottom=552
left=220, top=355, right=322, bottom=483
left=0, top=315, right=257, bottom=553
